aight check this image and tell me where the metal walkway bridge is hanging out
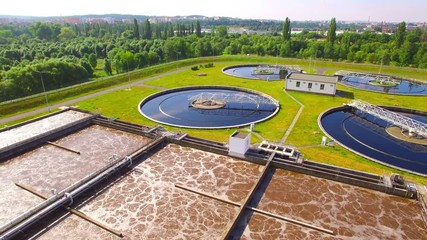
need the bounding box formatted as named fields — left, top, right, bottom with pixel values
left=347, top=100, right=427, bottom=139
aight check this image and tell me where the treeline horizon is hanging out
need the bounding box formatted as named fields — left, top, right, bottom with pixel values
left=0, top=18, right=426, bottom=102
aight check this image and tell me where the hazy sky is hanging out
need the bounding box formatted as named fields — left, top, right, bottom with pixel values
left=1, top=0, right=426, bottom=22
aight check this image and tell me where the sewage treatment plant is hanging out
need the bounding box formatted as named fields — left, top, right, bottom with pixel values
left=0, top=62, right=426, bottom=240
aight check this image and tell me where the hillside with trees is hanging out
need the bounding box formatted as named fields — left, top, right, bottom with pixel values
left=0, top=17, right=426, bottom=102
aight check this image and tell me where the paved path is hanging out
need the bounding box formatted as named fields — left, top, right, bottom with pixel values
left=242, top=128, right=266, bottom=142
left=0, top=68, right=185, bottom=125
left=316, top=68, right=328, bottom=75
left=280, top=90, right=305, bottom=144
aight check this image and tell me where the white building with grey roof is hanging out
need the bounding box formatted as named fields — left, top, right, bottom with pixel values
left=285, top=73, right=338, bottom=96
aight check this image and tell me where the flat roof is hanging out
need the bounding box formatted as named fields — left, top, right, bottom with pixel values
left=232, top=131, right=248, bottom=139
left=288, top=73, right=338, bottom=84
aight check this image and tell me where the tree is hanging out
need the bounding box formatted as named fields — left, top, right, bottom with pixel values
left=164, top=38, right=192, bottom=61
left=196, top=20, right=202, bottom=37
left=58, top=26, right=76, bottom=41
left=181, top=24, right=186, bottom=36
left=80, top=59, right=94, bottom=76
left=103, top=58, right=112, bottom=75
left=254, top=44, right=266, bottom=56
left=50, top=24, right=61, bottom=40
left=217, top=26, right=228, bottom=38
left=133, top=18, right=140, bottom=39
left=396, top=21, right=406, bottom=48
left=194, top=39, right=205, bottom=57
left=399, top=30, right=419, bottom=66
left=415, top=45, right=427, bottom=68
left=241, top=45, right=253, bottom=55
left=1, top=59, right=90, bottom=101
left=135, top=51, right=149, bottom=68
left=29, top=22, right=52, bottom=40
left=0, top=29, right=13, bottom=44
left=280, top=41, right=292, bottom=57
left=163, top=24, right=169, bottom=39
left=224, top=41, right=240, bottom=55
left=155, top=25, right=162, bottom=39
left=147, top=51, right=160, bottom=65
left=143, top=19, right=152, bottom=39
left=326, top=18, right=337, bottom=44
left=88, top=53, right=97, bottom=68
left=120, top=30, right=134, bottom=39
left=324, top=42, right=336, bottom=59
left=169, top=24, right=174, bottom=37
left=282, top=17, right=291, bottom=41
left=112, top=50, right=136, bottom=73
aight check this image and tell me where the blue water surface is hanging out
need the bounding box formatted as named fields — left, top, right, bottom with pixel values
left=340, top=76, right=427, bottom=95
left=223, top=65, right=283, bottom=80
left=140, top=89, right=278, bottom=128
left=321, top=109, right=427, bottom=175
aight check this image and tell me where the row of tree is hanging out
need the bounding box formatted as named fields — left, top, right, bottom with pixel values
left=0, top=59, right=91, bottom=101
left=1, top=18, right=426, bottom=102
left=0, top=20, right=204, bottom=43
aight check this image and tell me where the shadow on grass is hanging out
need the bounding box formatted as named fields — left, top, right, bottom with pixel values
left=336, top=90, right=354, bottom=99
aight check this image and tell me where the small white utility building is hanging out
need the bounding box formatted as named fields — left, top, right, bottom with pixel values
left=228, top=131, right=250, bottom=158
left=285, top=73, right=338, bottom=96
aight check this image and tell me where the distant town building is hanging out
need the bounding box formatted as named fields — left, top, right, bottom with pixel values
left=63, top=18, right=81, bottom=24
left=291, top=28, right=304, bottom=34
left=285, top=73, right=338, bottom=96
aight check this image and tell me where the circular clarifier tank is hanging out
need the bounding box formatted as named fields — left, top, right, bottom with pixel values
left=222, top=64, right=300, bottom=80
left=339, top=72, right=427, bottom=95
left=319, top=106, right=427, bottom=176
left=138, top=86, right=280, bottom=129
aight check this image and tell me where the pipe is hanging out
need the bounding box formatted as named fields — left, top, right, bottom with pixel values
left=14, top=182, right=124, bottom=238
left=47, top=141, right=80, bottom=155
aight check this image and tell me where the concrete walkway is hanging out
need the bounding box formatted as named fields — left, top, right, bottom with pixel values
left=280, top=90, right=305, bottom=144
left=0, top=68, right=185, bottom=125
left=297, top=144, right=323, bottom=149
left=316, top=68, right=328, bottom=75
left=242, top=128, right=266, bottom=142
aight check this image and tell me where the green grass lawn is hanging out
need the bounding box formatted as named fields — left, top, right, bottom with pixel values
left=92, top=59, right=108, bottom=78
left=3, top=56, right=427, bottom=184
left=284, top=87, right=426, bottom=184
left=146, top=63, right=302, bottom=142
left=75, top=60, right=427, bottom=184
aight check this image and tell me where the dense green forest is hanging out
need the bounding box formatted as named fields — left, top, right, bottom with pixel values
left=0, top=18, right=426, bottom=102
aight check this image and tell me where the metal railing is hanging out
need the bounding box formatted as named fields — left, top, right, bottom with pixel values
left=347, top=100, right=427, bottom=138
